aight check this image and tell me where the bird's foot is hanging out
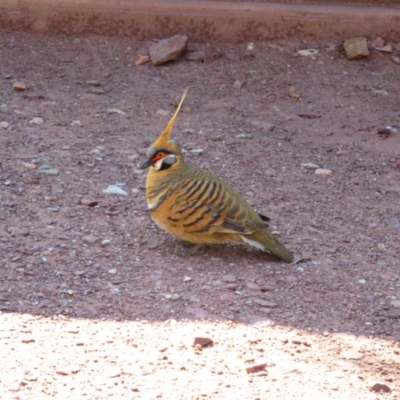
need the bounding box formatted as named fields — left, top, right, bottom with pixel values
left=171, top=240, right=203, bottom=257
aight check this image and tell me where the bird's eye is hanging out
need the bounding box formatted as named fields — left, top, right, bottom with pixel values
left=158, top=152, right=164, bottom=158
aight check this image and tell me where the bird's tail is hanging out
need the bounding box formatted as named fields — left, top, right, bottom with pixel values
left=240, top=230, right=293, bottom=263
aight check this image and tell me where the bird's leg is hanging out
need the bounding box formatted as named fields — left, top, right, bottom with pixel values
left=171, top=238, right=203, bottom=256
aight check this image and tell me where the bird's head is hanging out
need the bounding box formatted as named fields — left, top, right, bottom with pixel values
left=139, top=88, right=188, bottom=172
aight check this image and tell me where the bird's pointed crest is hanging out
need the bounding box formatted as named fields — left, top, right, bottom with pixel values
left=152, top=87, right=188, bottom=148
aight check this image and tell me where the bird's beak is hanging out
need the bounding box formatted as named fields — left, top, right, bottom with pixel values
left=139, top=159, right=152, bottom=170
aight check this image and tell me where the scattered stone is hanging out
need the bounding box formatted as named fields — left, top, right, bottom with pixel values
left=13, top=82, right=26, bottom=91
left=156, top=109, right=169, bottom=116
left=149, top=35, right=188, bottom=65
left=385, top=218, right=400, bottom=230
left=22, top=162, right=36, bottom=169
left=103, top=185, right=128, bottom=196
left=86, top=80, right=101, bottom=87
left=379, top=45, right=392, bottom=53
left=38, top=168, right=59, bottom=175
left=185, top=51, right=205, bottom=62
left=222, top=274, right=236, bottom=283
left=193, top=337, right=213, bottom=348
left=107, top=108, right=125, bottom=115
left=343, top=37, right=369, bottom=60
left=101, top=239, right=111, bottom=246
left=108, top=268, right=117, bottom=274
left=245, top=42, right=256, bottom=57
left=372, top=36, right=385, bottom=48
left=358, top=279, right=367, bottom=284
left=23, top=92, right=45, bottom=100
left=0, top=121, right=9, bottom=128
left=245, top=363, right=267, bottom=374
left=370, top=383, right=391, bottom=393
left=315, top=168, right=332, bottom=175
left=233, top=80, right=244, bottom=90
left=301, top=163, right=320, bottom=170
left=391, top=300, right=400, bottom=308
left=89, top=88, right=105, bottom=94
left=253, top=299, right=277, bottom=308
left=136, top=55, right=150, bottom=65
left=83, top=235, right=100, bottom=244
left=298, top=49, right=318, bottom=56
left=235, top=133, right=252, bottom=138
left=183, top=276, right=191, bottom=282
left=38, top=164, right=52, bottom=171
left=392, top=56, right=400, bottom=65
left=80, top=195, right=99, bottom=207
left=71, top=120, right=81, bottom=126
left=30, top=117, right=43, bottom=125
left=288, top=86, right=300, bottom=99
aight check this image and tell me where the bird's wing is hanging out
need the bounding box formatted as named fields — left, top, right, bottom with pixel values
left=169, top=170, right=268, bottom=235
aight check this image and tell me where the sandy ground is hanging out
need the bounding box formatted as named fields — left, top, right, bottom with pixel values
left=0, top=30, right=400, bottom=399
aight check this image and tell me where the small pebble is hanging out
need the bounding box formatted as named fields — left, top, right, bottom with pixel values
left=315, top=168, right=332, bottom=175
left=298, top=49, right=318, bottom=56
left=103, top=185, right=128, bottom=196
left=136, top=55, right=150, bottom=65
left=233, top=80, right=244, bottom=90
left=301, top=163, right=320, bottom=170
left=108, top=268, right=117, bottom=274
left=83, top=235, right=99, bottom=244
left=0, top=121, right=9, bottom=128
left=30, top=117, right=43, bottom=125
left=38, top=168, right=59, bottom=175
left=13, top=82, right=26, bottom=91
left=87, top=80, right=101, bottom=87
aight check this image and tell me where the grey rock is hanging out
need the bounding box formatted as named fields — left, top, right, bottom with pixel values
left=149, top=35, right=188, bottom=65
left=38, top=168, right=59, bottom=175
left=103, top=185, right=128, bottom=196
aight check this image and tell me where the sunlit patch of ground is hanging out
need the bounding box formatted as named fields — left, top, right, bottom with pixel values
left=1, top=313, right=398, bottom=399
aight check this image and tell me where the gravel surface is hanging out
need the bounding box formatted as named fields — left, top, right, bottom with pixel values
left=0, top=30, right=399, bottom=399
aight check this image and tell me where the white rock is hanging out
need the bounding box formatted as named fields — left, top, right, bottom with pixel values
left=298, top=49, right=318, bottom=56
left=391, top=300, right=400, bottom=308
left=108, top=268, right=117, bottom=274
left=301, top=163, right=320, bottom=170
left=246, top=42, right=255, bottom=52
left=107, top=108, right=125, bottom=115
left=157, top=109, right=169, bottom=116
left=315, top=168, right=332, bottom=175
left=103, top=185, right=128, bottom=196
left=0, top=121, right=9, bottom=128
left=30, top=117, right=43, bottom=125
